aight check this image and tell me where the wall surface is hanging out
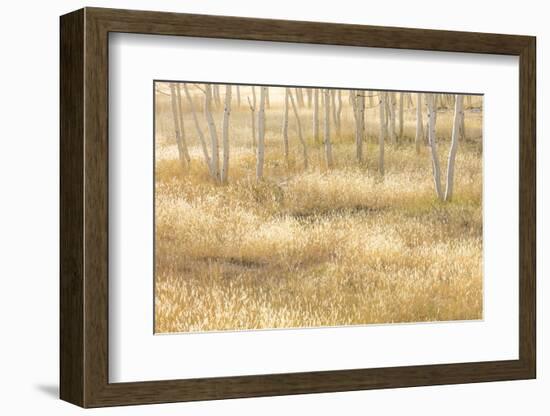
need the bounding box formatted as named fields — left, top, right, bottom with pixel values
left=0, top=0, right=546, bottom=414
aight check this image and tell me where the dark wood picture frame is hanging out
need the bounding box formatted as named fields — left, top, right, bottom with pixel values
left=60, top=7, right=536, bottom=408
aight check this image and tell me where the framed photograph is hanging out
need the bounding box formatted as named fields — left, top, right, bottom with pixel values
left=60, top=7, right=536, bottom=407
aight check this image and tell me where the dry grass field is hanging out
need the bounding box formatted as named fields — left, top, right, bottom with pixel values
left=154, top=84, right=483, bottom=333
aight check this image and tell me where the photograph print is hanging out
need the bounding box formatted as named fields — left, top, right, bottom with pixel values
left=154, top=82, right=483, bottom=334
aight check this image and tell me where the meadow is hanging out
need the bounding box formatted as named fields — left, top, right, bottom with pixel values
left=154, top=85, right=483, bottom=333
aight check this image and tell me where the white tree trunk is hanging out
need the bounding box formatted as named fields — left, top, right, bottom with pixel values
left=350, top=91, right=359, bottom=159
left=295, top=88, right=305, bottom=107
left=337, top=90, right=343, bottom=138
left=389, top=92, right=396, bottom=144
left=415, top=93, right=423, bottom=153
left=427, top=94, right=443, bottom=200
left=444, top=95, right=463, bottom=201
left=204, top=84, right=220, bottom=180
left=247, top=86, right=257, bottom=148
left=282, top=88, right=290, bottom=164
left=182, top=84, right=212, bottom=175
left=265, top=87, right=271, bottom=109
left=256, top=87, right=267, bottom=179
left=220, top=85, right=232, bottom=184
left=313, top=89, right=320, bottom=143
left=213, top=84, right=221, bottom=108
left=398, top=92, right=404, bottom=140
left=323, top=89, right=334, bottom=168
left=378, top=92, right=386, bottom=175
left=168, top=83, right=188, bottom=173
left=288, top=89, right=308, bottom=169
left=331, top=90, right=338, bottom=133
left=175, top=84, right=191, bottom=163
left=352, top=91, right=365, bottom=163
left=459, top=101, right=466, bottom=141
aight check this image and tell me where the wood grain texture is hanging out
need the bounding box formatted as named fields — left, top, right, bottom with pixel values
left=59, top=7, right=537, bottom=408
left=59, top=8, right=84, bottom=407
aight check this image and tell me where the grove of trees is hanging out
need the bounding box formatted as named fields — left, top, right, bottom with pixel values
left=162, top=83, right=472, bottom=202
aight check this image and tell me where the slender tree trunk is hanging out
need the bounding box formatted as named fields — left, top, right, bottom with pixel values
left=168, top=83, right=188, bottom=173
left=398, top=92, right=404, bottom=140
left=368, top=91, right=374, bottom=107
left=183, top=84, right=212, bottom=174
left=350, top=91, right=359, bottom=160
left=306, top=88, right=313, bottom=108
left=352, top=91, right=365, bottom=163
left=313, top=89, right=320, bottom=143
left=330, top=90, right=340, bottom=138
left=323, top=89, right=334, bottom=168
left=256, top=87, right=266, bottom=179
left=220, top=85, right=232, bottom=184
left=282, top=88, right=290, bottom=164
left=213, top=84, right=221, bottom=108
left=247, top=87, right=257, bottom=148
left=459, top=102, right=466, bottom=141
left=385, top=96, right=390, bottom=131
left=445, top=95, right=463, bottom=201
left=288, top=89, right=308, bottom=169
left=204, top=84, right=220, bottom=181
left=415, top=93, right=424, bottom=153
left=295, top=88, right=305, bottom=107
left=236, top=85, right=241, bottom=108
left=265, top=87, right=271, bottom=109
left=427, top=94, right=443, bottom=200
left=337, top=90, right=343, bottom=138
left=378, top=93, right=386, bottom=175
left=389, top=92, right=396, bottom=144
left=174, top=84, right=191, bottom=163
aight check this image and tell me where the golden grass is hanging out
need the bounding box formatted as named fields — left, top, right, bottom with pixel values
left=154, top=87, right=483, bottom=333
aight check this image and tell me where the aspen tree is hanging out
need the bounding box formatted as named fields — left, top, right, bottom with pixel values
left=282, top=88, right=290, bottom=164
left=313, top=89, right=320, bottom=143
left=220, top=85, right=232, bottom=183
left=213, top=84, right=221, bottom=108
left=415, top=93, right=424, bottom=153
left=337, top=90, right=343, bottom=138
left=389, top=92, right=396, bottom=144
left=398, top=92, right=404, bottom=140
left=331, top=90, right=337, bottom=128
left=183, top=84, right=212, bottom=176
left=378, top=92, right=386, bottom=175
left=323, top=89, right=334, bottom=168
left=175, top=84, right=191, bottom=163
left=306, top=88, right=313, bottom=108
left=444, top=95, right=464, bottom=201
left=265, top=87, right=271, bottom=109
left=168, top=83, right=188, bottom=173
left=256, top=87, right=266, bottom=179
left=247, top=87, right=257, bottom=148
left=350, top=91, right=359, bottom=159
left=236, top=85, right=241, bottom=108
left=204, top=84, right=220, bottom=180
left=295, top=88, right=305, bottom=107
left=351, top=91, right=365, bottom=163
left=427, top=94, right=443, bottom=200
left=288, top=89, right=308, bottom=169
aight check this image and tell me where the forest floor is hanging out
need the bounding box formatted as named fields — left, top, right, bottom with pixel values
left=154, top=99, right=483, bottom=333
